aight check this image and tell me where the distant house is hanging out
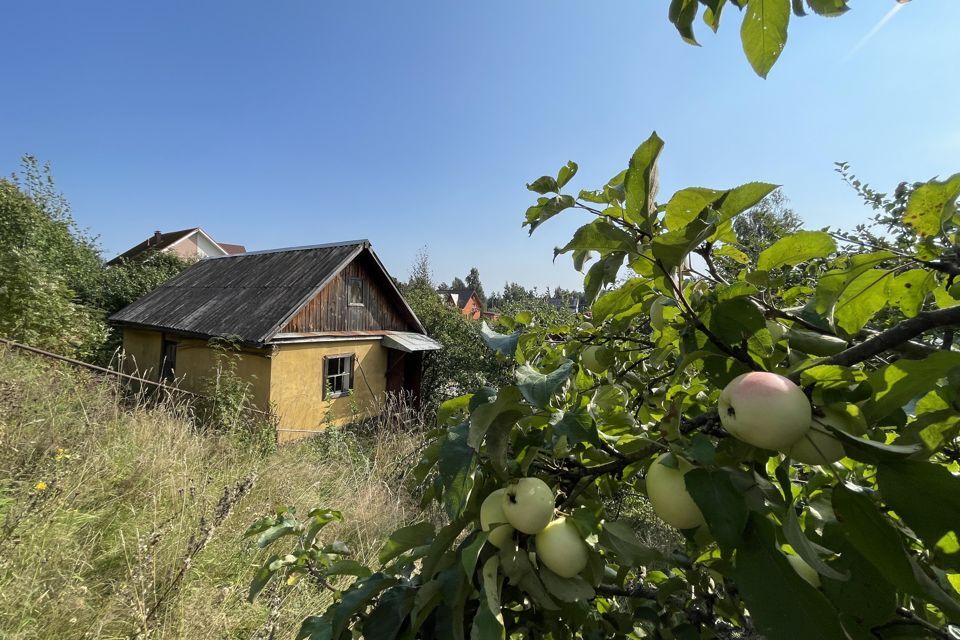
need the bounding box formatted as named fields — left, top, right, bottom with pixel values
left=548, top=296, right=583, bottom=314
left=107, top=227, right=246, bottom=265
left=109, top=240, right=441, bottom=442
left=438, top=288, right=483, bottom=320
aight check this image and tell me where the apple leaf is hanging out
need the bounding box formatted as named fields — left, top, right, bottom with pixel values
left=757, top=230, right=836, bottom=272
left=362, top=585, right=417, bottom=640
left=877, top=461, right=960, bottom=570
left=623, top=132, right=664, bottom=226
left=862, top=351, right=960, bottom=423
left=782, top=507, right=848, bottom=581
left=734, top=513, right=847, bottom=639
left=740, top=0, right=790, bottom=78
left=379, top=522, right=435, bottom=566
left=538, top=566, right=596, bottom=603
left=685, top=468, right=748, bottom=550
left=516, top=360, right=575, bottom=409
left=902, top=173, right=960, bottom=237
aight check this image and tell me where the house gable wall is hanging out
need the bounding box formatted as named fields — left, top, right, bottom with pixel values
left=281, top=252, right=414, bottom=334
left=270, top=339, right=387, bottom=442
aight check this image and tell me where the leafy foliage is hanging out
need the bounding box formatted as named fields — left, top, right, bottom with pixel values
left=251, top=133, right=960, bottom=639
left=0, top=158, right=106, bottom=356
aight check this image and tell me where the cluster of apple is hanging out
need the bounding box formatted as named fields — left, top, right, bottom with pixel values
left=648, top=370, right=865, bottom=531
left=479, top=477, right=589, bottom=579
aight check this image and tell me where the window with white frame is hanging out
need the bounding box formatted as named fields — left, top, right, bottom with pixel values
left=324, top=354, right=354, bottom=398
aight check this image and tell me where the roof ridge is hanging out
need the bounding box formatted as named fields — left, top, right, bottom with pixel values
left=207, top=239, right=370, bottom=259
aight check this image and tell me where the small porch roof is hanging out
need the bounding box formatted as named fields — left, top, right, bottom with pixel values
left=382, top=332, right=442, bottom=353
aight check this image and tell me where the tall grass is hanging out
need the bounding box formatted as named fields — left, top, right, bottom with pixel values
left=0, top=345, right=428, bottom=639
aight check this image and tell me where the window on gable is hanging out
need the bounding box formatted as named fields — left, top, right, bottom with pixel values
left=348, top=277, right=364, bottom=306
left=324, top=354, right=354, bottom=399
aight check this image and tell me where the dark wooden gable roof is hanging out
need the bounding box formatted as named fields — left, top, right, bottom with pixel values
left=109, top=240, right=424, bottom=345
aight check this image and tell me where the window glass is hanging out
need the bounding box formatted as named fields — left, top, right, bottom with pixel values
left=348, top=278, right=363, bottom=305
left=325, top=355, right=353, bottom=397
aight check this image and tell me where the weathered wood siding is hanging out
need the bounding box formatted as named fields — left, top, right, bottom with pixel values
left=282, top=253, right=413, bottom=333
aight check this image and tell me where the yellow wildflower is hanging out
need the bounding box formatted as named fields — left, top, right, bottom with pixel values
left=54, top=448, right=69, bottom=461
left=34, top=481, right=48, bottom=491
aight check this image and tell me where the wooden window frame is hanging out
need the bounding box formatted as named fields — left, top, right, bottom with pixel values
left=347, top=277, right=364, bottom=307
left=323, top=353, right=355, bottom=399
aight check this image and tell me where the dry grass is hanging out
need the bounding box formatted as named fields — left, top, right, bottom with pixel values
left=0, top=345, right=429, bottom=639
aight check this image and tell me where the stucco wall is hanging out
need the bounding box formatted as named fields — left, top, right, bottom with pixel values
left=121, top=329, right=163, bottom=380
left=168, top=234, right=200, bottom=260
left=271, top=339, right=387, bottom=442
left=119, top=329, right=271, bottom=409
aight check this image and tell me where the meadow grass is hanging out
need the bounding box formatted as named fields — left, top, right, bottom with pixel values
left=0, top=345, right=428, bottom=639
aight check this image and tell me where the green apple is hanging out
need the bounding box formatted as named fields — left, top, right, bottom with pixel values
left=581, top=345, right=610, bottom=374
left=718, top=372, right=811, bottom=450
left=480, top=488, right=515, bottom=548
left=650, top=296, right=671, bottom=332
left=788, top=404, right=866, bottom=465
left=502, top=477, right=555, bottom=534
left=646, top=453, right=705, bottom=530
left=535, top=517, right=588, bottom=579
left=786, top=553, right=821, bottom=588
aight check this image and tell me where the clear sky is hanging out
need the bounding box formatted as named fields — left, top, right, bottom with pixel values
left=2, top=1, right=958, bottom=292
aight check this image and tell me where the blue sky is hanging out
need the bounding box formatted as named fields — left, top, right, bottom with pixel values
left=2, top=1, right=958, bottom=292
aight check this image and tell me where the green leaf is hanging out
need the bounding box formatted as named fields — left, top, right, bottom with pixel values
left=862, top=351, right=960, bottom=422
left=824, top=427, right=923, bottom=465
left=714, top=243, right=750, bottom=264
left=583, top=252, right=625, bottom=304
left=685, top=469, right=748, bottom=550
left=782, top=507, right=847, bottom=581
left=524, top=194, right=576, bottom=234
left=806, top=0, right=848, bottom=16
left=479, top=322, right=520, bottom=358
left=598, top=520, right=666, bottom=566
left=903, top=173, right=960, bottom=237
left=557, top=161, right=578, bottom=189
left=474, top=556, right=505, bottom=640
left=669, top=0, right=701, bottom=44
left=459, top=531, right=488, bottom=579
left=378, top=521, right=435, bottom=565
left=363, top=585, right=417, bottom=640
left=555, top=219, right=636, bottom=258
left=702, top=0, right=727, bottom=31
left=539, top=566, right=596, bottom=602
left=832, top=485, right=919, bottom=592
left=498, top=544, right=559, bottom=610
left=877, top=461, right=960, bottom=569
left=592, top=278, right=647, bottom=322
left=813, top=251, right=895, bottom=319
left=437, top=394, right=472, bottom=426
left=248, top=554, right=280, bottom=602
left=526, top=176, right=559, bottom=195
left=757, top=230, right=836, bottom=272
left=833, top=485, right=960, bottom=620
left=550, top=407, right=601, bottom=447
left=734, top=513, right=846, bottom=639
left=717, top=182, right=778, bottom=222
left=257, top=520, right=299, bottom=549
left=516, top=360, right=574, bottom=409
left=652, top=218, right=715, bottom=270
left=623, top=133, right=664, bottom=226
left=890, top=269, right=936, bottom=318
left=304, top=508, right=344, bottom=548
left=439, top=422, right=476, bottom=519
left=664, top=187, right=725, bottom=231
left=740, top=0, right=790, bottom=78
left=297, top=614, right=334, bottom=640
left=834, top=268, right=894, bottom=335
left=332, top=573, right=399, bottom=639
left=820, top=523, right=897, bottom=632
left=325, top=559, right=373, bottom=578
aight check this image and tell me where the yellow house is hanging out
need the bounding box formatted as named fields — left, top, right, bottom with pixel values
left=109, top=240, right=440, bottom=442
